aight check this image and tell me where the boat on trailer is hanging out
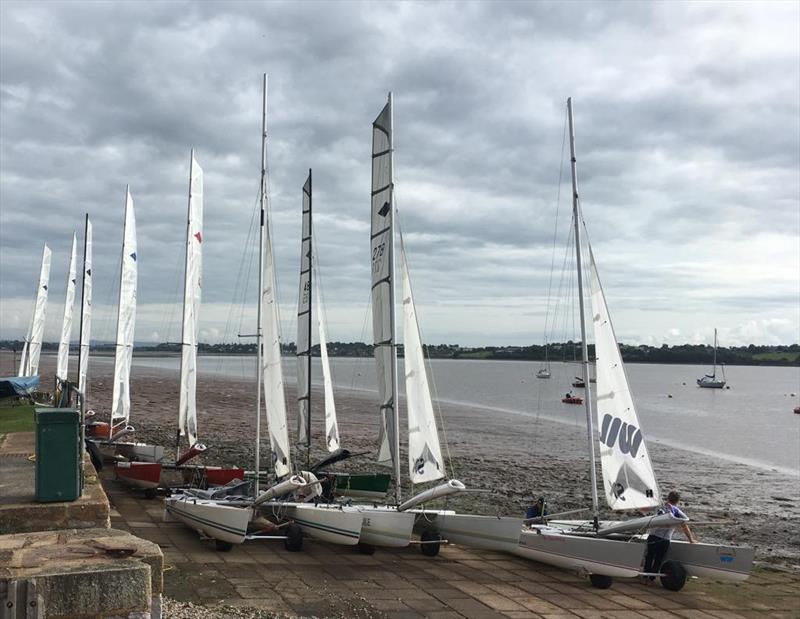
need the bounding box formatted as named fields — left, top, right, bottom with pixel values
left=420, top=98, right=753, bottom=590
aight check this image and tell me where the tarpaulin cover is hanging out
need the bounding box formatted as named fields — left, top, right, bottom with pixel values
left=0, top=375, right=39, bottom=398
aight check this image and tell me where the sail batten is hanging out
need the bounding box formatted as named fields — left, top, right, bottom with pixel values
left=56, top=234, right=78, bottom=382
left=401, top=249, right=445, bottom=485
left=178, top=154, right=203, bottom=447
left=371, top=98, right=398, bottom=471
left=19, top=244, right=52, bottom=377
left=296, top=171, right=312, bottom=448
left=589, top=246, right=660, bottom=510
left=111, top=188, right=137, bottom=428
left=78, top=218, right=92, bottom=399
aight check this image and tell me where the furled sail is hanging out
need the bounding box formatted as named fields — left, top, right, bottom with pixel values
left=78, top=217, right=92, bottom=399
left=317, top=293, right=340, bottom=451
left=56, top=234, right=77, bottom=382
left=401, top=249, right=445, bottom=484
left=262, top=194, right=292, bottom=479
left=19, top=244, right=52, bottom=377
left=589, top=247, right=660, bottom=510
left=296, top=171, right=312, bottom=447
left=111, top=188, right=137, bottom=428
left=178, top=154, right=203, bottom=447
left=371, top=97, right=397, bottom=468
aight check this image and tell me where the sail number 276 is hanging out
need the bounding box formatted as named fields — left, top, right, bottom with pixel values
left=372, top=242, right=386, bottom=274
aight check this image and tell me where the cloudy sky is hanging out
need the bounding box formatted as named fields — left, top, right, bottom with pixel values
left=1, top=1, right=798, bottom=348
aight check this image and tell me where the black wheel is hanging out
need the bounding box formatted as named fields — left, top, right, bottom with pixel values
left=215, top=539, right=234, bottom=552
left=86, top=441, right=103, bottom=471
left=589, top=574, right=613, bottom=589
left=660, top=560, right=687, bottom=591
left=284, top=523, right=303, bottom=552
left=144, top=488, right=157, bottom=500
left=420, top=530, right=442, bottom=557
left=357, top=542, right=376, bottom=555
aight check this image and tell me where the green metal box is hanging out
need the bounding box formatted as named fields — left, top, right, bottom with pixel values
left=35, top=407, right=81, bottom=502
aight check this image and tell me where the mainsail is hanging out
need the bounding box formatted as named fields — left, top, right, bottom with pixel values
left=296, top=171, right=312, bottom=448
left=371, top=97, right=398, bottom=470
left=56, top=234, right=78, bottom=382
left=19, top=244, right=52, bottom=377
left=589, top=246, right=660, bottom=510
left=111, top=188, right=137, bottom=429
left=400, top=248, right=444, bottom=484
left=317, top=293, right=340, bottom=451
left=178, top=154, right=203, bottom=447
left=78, top=217, right=92, bottom=399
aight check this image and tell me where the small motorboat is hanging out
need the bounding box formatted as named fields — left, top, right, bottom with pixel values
left=571, top=377, right=586, bottom=388
left=536, top=368, right=551, bottom=379
left=562, top=395, right=583, bottom=405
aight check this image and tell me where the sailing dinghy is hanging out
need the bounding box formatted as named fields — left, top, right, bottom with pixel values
left=425, top=98, right=753, bottom=590
left=16, top=244, right=52, bottom=392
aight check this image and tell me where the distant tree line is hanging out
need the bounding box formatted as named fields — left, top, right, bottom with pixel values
left=1, top=339, right=797, bottom=366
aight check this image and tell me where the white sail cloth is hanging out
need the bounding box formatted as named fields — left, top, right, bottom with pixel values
left=78, top=218, right=92, bottom=399
left=401, top=249, right=445, bottom=484
left=296, top=172, right=312, bottom=447
left=111, top=188, right=137, bottom=428
left=370, top=99, right=397, bottom=469
left=317, top=293, right=340, bottom=451
left=178, top=155, right=203, bottom=447
left=589, top=247, right=660, bottom=510
left=19, top=244, right=52, bottom=377
left=56, top=234, right=78, bottom=382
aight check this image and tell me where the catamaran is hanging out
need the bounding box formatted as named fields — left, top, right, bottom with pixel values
left=17, top=244, right=52, bottom=391
left=421, top=97, right=753, bottom=590
left=54, top=233, right=77, bottom=405
left=697, top=328, right=726, bottom=388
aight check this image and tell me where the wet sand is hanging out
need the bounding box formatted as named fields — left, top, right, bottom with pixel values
left=6, top=351, right=798, bottom=568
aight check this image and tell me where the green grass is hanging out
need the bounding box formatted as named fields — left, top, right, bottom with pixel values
left=0, top=402, right=35, bottom=434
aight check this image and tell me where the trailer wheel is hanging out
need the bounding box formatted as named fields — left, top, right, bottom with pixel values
left=144, top=488, right=157, bottom=500
left=420, top=530, right=442, bottom=557
left=284, top=523, right=303, bottom=552
left=589, top=574, right=613, bottom=589
left=660, top=560, right=687, bottom=591
left=357, top=543, right=375, bottom=555
left=215, top=539, right=234, bottom=552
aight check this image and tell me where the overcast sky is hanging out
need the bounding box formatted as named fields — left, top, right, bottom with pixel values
left=1, top=0, right=798, bottom=348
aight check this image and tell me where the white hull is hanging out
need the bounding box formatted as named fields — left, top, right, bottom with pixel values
left=164, top=495, right=251, bottom=545
left=94, top=440, right=164, bottom=463
left=275, top=502, right=362, bottom=546
left=664, top=539, right=753, bottom=582
left=355, top=505, right=415, bottom=547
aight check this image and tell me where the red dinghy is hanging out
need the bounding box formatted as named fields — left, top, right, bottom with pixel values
left=181, top=465, right=245, bottom=488
left=114, top=461, right=162, bottom=496
left=562, top=396, right=583, bottom=405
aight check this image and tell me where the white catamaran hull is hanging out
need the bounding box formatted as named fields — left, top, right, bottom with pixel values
left=164, top=495, right=251, bottom=545
left=274, top=502, right=362, bottom=546
left=663, top=539, right=753, bottom=582
left=355, top=505, right=415, bottom=547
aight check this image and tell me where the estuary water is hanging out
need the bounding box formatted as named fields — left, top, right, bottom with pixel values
left=123, top=354, right=800, bottom=476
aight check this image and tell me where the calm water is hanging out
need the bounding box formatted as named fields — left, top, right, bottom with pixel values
left=123, top=355, right=800, bottom=475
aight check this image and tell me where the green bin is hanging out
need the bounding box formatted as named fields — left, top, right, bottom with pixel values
left=35, top=407, right=81, bottom=502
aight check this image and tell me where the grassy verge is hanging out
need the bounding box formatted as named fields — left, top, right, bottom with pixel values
left=0, top=402, right=35, bottom=434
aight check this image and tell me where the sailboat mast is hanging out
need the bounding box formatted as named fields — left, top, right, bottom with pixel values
left=255, top=73, right=268, bottom=496
left=176, top=150, right=193, bottom=461
left=567, top=97, right=600, bottom=520
left=306, top=169, right=313, bottom=466
left=712, top=328, right=718, bottom=377
left=77, top=214, right=88, bottom=397
left=388, top=92, right=401, bottom=504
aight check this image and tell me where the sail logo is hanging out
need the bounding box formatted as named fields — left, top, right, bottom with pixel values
left=599, top=413, right=642, bottom=458
left=414, top=444, right=440, bottom=476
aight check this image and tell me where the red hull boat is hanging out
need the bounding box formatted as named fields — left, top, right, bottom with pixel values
left=115, top=461, right=162, bottom=491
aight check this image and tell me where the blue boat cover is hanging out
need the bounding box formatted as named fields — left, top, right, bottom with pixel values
left=0, top=376, right=40, bottom=398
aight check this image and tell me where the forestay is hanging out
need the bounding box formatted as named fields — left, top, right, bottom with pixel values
left=179, top=154, right=203, bottom=447
left=296, top=171, right=312, bottom=447
left=589, top=247, right=660, bottom=510
left=401, top=249, right=445, bottom=484
left=261, top=191, right=292, bottom=479
left=370, top=99, right=397, bottom=469
left=317, top=293, right=340, bottom=451
left=111, top=188, right=137, bottom=428
left=19, top=244, right=52, bottom=377
left=78, top=218, right=92, bottom=399
left=56, top=234, right=78, bottom=382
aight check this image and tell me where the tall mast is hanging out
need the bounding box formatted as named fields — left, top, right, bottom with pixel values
left=712, top=328, right=718, bottom=377
left=177, top=150, right=193, bottom=460
left=77, top=214, right=88, bottom=390
left=567, top=97, right=599, bottom=522
left=297, top=169, right=313, bottom=467
left=306, top=169, right=312, bottom=466
left=255, top=74, right=267, bottom=496
left=388, top=92, right=401, bottom=504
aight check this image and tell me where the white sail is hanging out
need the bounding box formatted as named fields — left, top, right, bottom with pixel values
left=317, top=293, right=340, bottom=452
left=56, top=233, right=77, bottom=382
left=371, top=98, right=398, bottom=468
left=589, top=247, right=660, bottom=510
left=178, top=154, right=203, bottom=447
left=19, top=244, right=52, bottom=377
left=401, top=249, right=445, bottom=484
left=78, top=217, right=92, bottom=399
left=111, top=188, right=137, bottom=428
left=262, top=194, right=292, bottom=479
left=296, top=171, right=312, bottom=447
